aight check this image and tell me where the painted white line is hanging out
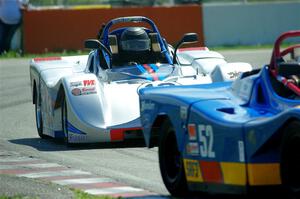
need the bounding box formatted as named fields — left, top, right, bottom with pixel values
left=52, top=177, right=114, bottom=185
left=17, top=170, right=91, bottom=178
left=0, top=163, right=63, bottom=170
left=23, top=163, right=63, bottom=168
left=85, top=186, right=144, bottom=195
left=0, top=157, right=39, bottom=163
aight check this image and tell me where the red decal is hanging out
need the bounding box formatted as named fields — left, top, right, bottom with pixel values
left=110, top=129, right=125, bottom=141
left=178, top=47, right=208, bottom=52
left=188, top=124, right=197, bottom=141
left=199, top=161, right=223, bottom=183
left=83, top=80, right=95, bottom=86
left=81, top=87, right=96, bottom=92
left=110, top=128, right=141, bottom=142
left=34, top=57, right=61, bottom=62
left=143, top=64, right=159, bottom=81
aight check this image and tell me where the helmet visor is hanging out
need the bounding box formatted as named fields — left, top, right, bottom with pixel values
left=121, top=39, right=150, bottom=51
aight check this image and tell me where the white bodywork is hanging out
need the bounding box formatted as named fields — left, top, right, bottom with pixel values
left=30, top=48, right=252, bottom=143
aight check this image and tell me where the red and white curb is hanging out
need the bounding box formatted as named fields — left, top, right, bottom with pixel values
left=0, top=152, right=158, bottom=198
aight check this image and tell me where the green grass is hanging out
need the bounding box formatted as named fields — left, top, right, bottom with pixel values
left=74, top=189, right=120, bottom=199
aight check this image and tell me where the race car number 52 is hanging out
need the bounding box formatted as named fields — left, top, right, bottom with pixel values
left=198, top=125, right=215, bottom=158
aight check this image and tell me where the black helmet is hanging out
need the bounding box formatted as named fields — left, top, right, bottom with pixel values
left=120, top=27, right=150, bottom=52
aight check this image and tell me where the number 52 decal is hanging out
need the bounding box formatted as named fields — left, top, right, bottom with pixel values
left=198, top=125, right=215, bottom=158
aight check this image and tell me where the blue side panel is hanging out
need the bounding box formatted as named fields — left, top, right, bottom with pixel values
left=186, top=101, right=246, bottom=163
left=67, top=121, right=86, bottom=135
left=139, top=82, right=233, bottom=148
left=244, top=109, right=300, bottom=163
left=140, top=96, right=190, bottom=148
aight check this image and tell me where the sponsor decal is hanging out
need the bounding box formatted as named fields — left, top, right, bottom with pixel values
left=180, top=106, right=188, bottom=120
left=71, top=87, right=97, bottom=96
left=81, top=87, right=97, bottom=95
left=238, top=140, right=245, bottom=162
left=228, top=71, right=241, bottom=79
left=72, top=88, right=81, bottom=96
left=83, top=79, right=95, bottom=86
left=70, top=81, right=83, bottom=87
left=186, top=142, right=199, bottom=155
left=69, top=133, right=87, bottom=142
left=188, top=124, right=197, bottom=141
left=183, top=159, right=203, bottom=182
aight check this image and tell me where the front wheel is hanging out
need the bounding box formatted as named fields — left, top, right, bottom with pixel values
left=61, top=97, right=70, bottom=145
left=158, top=120, right=189, bottom=197
left=35, top=93, right=46, bottom=139
left=280, top=121, right=300, bottom=198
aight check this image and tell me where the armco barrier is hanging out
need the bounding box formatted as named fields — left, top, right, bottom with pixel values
left=23, top=5, right=204, bottom=54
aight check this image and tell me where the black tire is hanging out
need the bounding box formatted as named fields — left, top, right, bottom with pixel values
left=61, top=97, right=70, bottom=145
left=158, top=119, right=189, bottom=197
left=35, top=93, right=47, bottom=139
left=280, top=121, right=300, bottom=198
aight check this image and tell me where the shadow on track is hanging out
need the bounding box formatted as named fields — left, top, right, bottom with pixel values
left=125, top=192, right=283, bottom=199
left=9, top=137, right=146, bottom=152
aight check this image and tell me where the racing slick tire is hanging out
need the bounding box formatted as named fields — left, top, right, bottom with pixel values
left=61, top=96, right=71, bottom=146
left=158, top=119, right=189, bottom=197
left=280, top=121, right=300, bottom=198
left=35, top=92, right=47, bottom=139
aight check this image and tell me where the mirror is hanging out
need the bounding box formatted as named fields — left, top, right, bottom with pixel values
left=181, top=33, right=198, bottom=44
left=85, top=39, right=100, bottom=49
left=84, top=39, right=112, bottom=57
left=173, top=33, right=198, bottom=64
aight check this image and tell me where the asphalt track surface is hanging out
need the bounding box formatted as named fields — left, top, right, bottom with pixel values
left=0, top=49, right=272, bottom=198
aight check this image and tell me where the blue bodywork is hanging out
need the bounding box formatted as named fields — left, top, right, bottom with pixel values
left=139, top=63, right=300, bottom=193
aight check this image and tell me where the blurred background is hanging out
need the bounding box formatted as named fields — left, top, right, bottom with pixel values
left=27, top=0, right=298, bottom=7
left=1, top=0, right=300, bottom=55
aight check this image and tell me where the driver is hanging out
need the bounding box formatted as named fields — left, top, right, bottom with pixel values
left=119, top=27, right=151, bottom=65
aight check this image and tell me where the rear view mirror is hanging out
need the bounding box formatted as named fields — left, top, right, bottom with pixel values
left=173, top=33, right=198, bottom=64
left=84, top=39, right=112, bottom=57
left=180, top=33, right=198, bottom=44
left=85, top=39, right=101, bottom=49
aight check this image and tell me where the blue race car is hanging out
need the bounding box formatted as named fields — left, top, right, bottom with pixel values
left=139, top=30, right=300, bottom=197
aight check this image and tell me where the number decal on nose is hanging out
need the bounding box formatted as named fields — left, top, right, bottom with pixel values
left=198, top=125, right=215, bottom=158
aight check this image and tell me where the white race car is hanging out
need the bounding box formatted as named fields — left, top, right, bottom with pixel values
left=30, top=16, right=252, bottom=144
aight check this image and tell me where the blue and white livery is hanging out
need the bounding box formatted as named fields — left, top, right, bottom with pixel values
left=30, top=16, right=251, bottom=144
left=139, top=30, right=300, bottom=197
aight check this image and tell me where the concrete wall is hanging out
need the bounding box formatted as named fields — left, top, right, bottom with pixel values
left=203, top=2, right=300, bottom=46
left=23, top=5, right=204, bottom=53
